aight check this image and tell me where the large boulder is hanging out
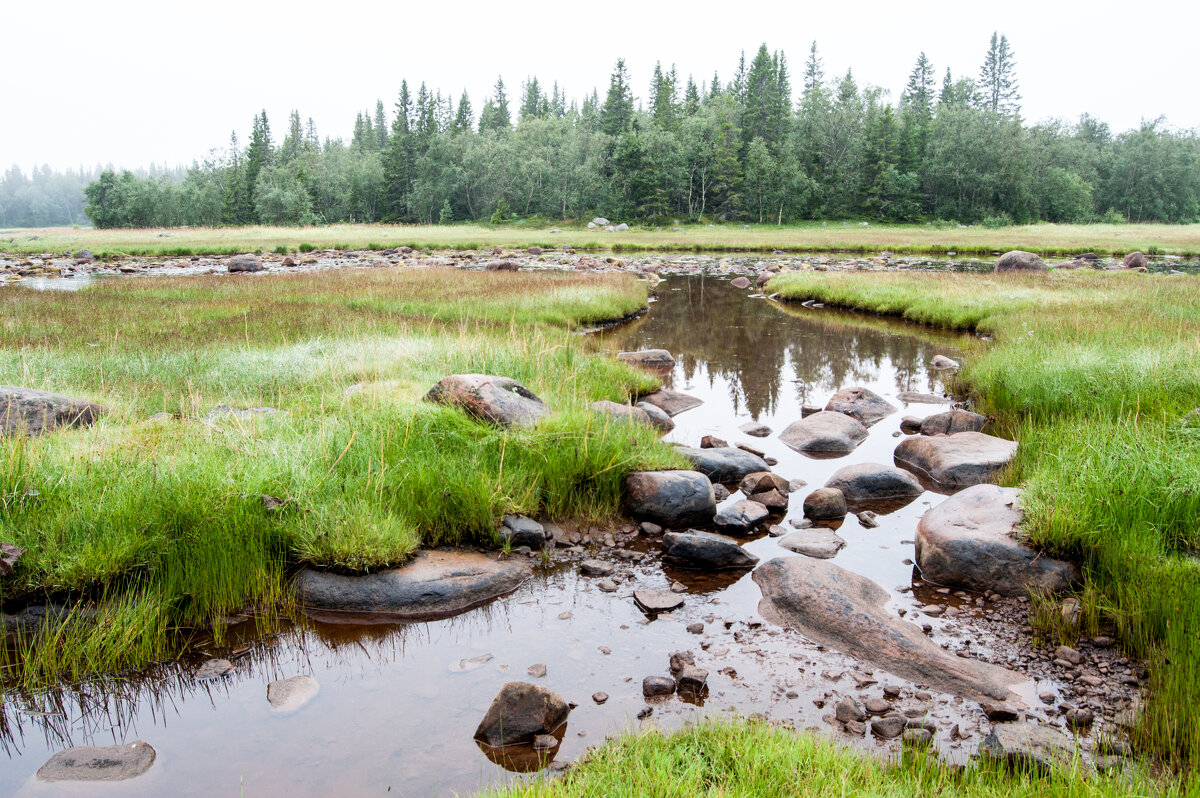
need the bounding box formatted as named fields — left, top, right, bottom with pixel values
left=662, top=530, right=759, bottom=570
left=226, top=254, right=264, bottom=273
left=424, top=374, right=549, bottom=428
left=713, top=499, right=769, bottom=534
left=779, top=411, right=868, bottom=458
left=979, top=722, right=1086, bottom=775
left=474, top=682, right=570, bottom=748
left=1122, top=251, right=1147, bottom=270
left=754, top=557, right=1023, bottom=702
left=638, top=389, right=703, bottom=417
left=37, top=741, right=156, bottom=782
left=617, top=349, right=675, bottom=370
left=824, top=462, right=923, bottom=512
left=915, top=485, right=1081, bottom=596
left=920, top=410, right=987, bottom=436
left=825, top=387, right=896, bottom=427
left=675, top=445, right=769, bottom=484
left=293, top=551, right=531, bottom=619
left=894, top=432, right=1018, bottom=490
left=623, top=470, right=716, bottom=528
left=1, top=385, right=107, bottom=436
left=995, top=251, right=1047, bottom=273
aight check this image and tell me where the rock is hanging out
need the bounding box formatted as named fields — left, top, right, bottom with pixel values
left=72, top=249, right=94, bottom=263
left=1122, top=251, right=1147, bottom=269
left=713, top=499, right=769, bottom=533
left=591, top=217, right=610, bottom=227
left=676, top=665, right=708, bottom=693
left=1, top=542, right=24, bottom=575
left=486, top=260, right=521, bottom=272
left=803, top=487, right=847, bottom=520
left=661, top=529, right=759, bottom=570
left=824, top=463, right=923, bottom=512
left=824, top=387, right=896, bottom=427
left=752, top=489, right=789, bottom=512
left=903, top=728, right=934, bottom=746
left=894, top=432, right=1018, bottom=490
left=730, top=276, right=751, bottom=289
left=920, top=410, right=987, bottom=436
left=425, top=374, right=549, bottom=428
left=800, top=404, right=822, bottom=417
left=754, top=557, right=1022, bottom=702
left=596, top=579, right=618, bottom=592
left=195, top=658, right=233, bottom=680
left=700, top=435, right=728, bottom=449
left=778, top=529, right=845, bottom=559
left=864, top=698, right=890, bottom=714
left=591, top=401, right=656, bottom=430
left=844, top=720, right=867, bottom=736
left=634, top=589, right=684, bottom=613
left=266, top=675, right=320, bottom=712
left=531, top=734, right=558, bottom=750
left=900, top=416, right=923, bottom=434
left=37, top=741, right=156, bottom=782
left=1065, top=707, right=1094, bottom=729
left=623, top=470, right=716, bottom=528
left=527, top=663, right=547, bottom=678
left=872, top=715, right=907, bottom=739
left=638, top=389, right=703, bottom=417
left=668, top=651, right=695, bottom=673
left=930, top=355, right=960, bottom=370
left=592, top=691, right=609, bottom=704
left=527, top=246, right=543, bottom=256
left=639, top=521, right=663, bottom=536
left=1, top=385, right=107, bottom=436
left=1054, top=645, right=1084, bottom=666
left=979, top=722, right=1086, bottom=775
left=915, top=485, right=1080, bottom=596
left=643, top=675, right=676, bottom=696
left=856, top=511, right=879, bottom=528
left=613, top=222, right=629, bottom=232
left=474, top=682, right=570, bottom=748
left=617, top=349, right=675, bottom=370
left=712, top=484, right=731, bottom=502
left=226, top=254, right=264, bottom=273
left=897, top=392, right=949, bottom=404
left=294, top=551, right=531, bottom=618
left=739, top=420, right=772, bottom=437
left=450, top=653, right=495, bottom=673
left=635, top=401, right=675, bottom=432
left=739, top=471, right=790, bottom=496
left=995, top=251, right=1048, bottom=272
left=779, top=411, right=869, bottom=457
left=981, top=701, right=1020, bottom=721
left=835, top=697, right=866, bottom=723
left=687, top=622, right=704, bottom=633
left=501, top=515, right=550, bottom=550
left=580, top=559, right=615, bottom=577
left=675, top=446, right=769, bottom=484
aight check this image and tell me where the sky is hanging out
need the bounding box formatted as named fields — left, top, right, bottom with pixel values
left=4, top=0, right=1198, bottom=174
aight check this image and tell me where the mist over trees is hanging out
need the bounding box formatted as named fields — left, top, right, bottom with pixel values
left=29, top=35, right=1200, bottom=229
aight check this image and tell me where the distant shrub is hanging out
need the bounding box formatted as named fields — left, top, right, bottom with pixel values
left=1101, top=208, right=1127, bottom=224
left=490, top=197, right=511, bottom=226
left=273, top=245, right=288, bottom=255
left=298, top=242, right=317, bottom=252
left=981, top=212, right=1014, bottom=229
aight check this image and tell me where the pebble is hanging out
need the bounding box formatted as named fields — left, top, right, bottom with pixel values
left=528, top=663, right=547, bottom=678
left=592, top=691, right=609, bottom=705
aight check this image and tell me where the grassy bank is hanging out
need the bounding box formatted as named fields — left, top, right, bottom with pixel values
left=767, top=269, right=1200, bottom=771
left=0, top=268, right=681, bottom=687
left=4, top=221, right=1200, bottom=258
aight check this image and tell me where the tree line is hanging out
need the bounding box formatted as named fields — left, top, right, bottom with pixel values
left=75, top=35, right=1200, bottom=229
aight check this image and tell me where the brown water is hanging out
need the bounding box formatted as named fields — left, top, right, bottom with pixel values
left=2, top=276, right=1062, bottom=797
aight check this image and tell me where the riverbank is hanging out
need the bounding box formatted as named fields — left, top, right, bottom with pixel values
left=4, top=221, right=1200, bottom=258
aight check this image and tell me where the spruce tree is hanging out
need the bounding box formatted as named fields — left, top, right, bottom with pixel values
left=601, top=59, right=635, bottom=137
left=978, top=32, right=1021, bottom=116
left=683, top=76, right=701, bottom=117
left=453, top=90, right=474, bottom=133
left=374, top=100, right=388, bottom=150
left=478, top=77, right=511, bottom=132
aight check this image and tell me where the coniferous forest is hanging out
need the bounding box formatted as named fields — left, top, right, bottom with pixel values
left=20, top=38, right=1200, bottom=229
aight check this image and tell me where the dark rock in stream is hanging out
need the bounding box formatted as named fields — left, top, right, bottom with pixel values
left=753, top=556, right=1024, bottom=702
left=617, top=349, right=676, bottom=370
left=675, top=446, right=770, bottom=483
left=894, top=431, right=1018, bottom=490
left=661, top=530, right=759, bottom=570
left=37, top=741, right=156, bottom=782
left=824, top=386, right=897, bottom=427
left=293, top=551, right=531, bottom=619
left=824, top=462, right=923, bottom=512
left=424, top=374, right=549, bottom=428
left=1, top=385, right=107, bottom=436
left=779, top=411, right=868, bottom=458
left=802, top=487, right=847, bottom=520
left=475, top=682, right=570, bottom=748
left=637, top=389, right=703, bottom=417
left=623, top=470, right=716, bottom=527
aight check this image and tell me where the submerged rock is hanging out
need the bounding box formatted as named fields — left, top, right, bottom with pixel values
left=661, top=529, right=759, bottom=570
left=37, top=741, right=156, bottom=782
left=824, top=462, right=923, bottom=512
left=930, top=355, right=960, bottom=370
left=920, top=410, right=987, bottom=436
left=779, top=411, right=868, bottom=458
left=915, top=484, right=1081, bottom=596
left=424, top=374, right=549, bottom=428
left=638, top=389, right=703, bottom=417
left=894, top=432, right=1018, bottom=490
left=778, top=529, right=845, bottom=559
left=617, top=349, right=676, bottom=370
left=1, top=385, right=107, bottom=436
left=739, top=420, right=772, bottom=437
left=634, top=589, right=684, bottom=613
left=474, top=682, right=570, bottom=748
left=194, top=658, right=234, bottom=680
left=623, top=470, right=716, bottom=528
left=995, top=251, right=1047, bottom=273
left=824, top=387, right=896, bottom=427
left=294, top=551, right=531, bottom=619
left=676, top=445, right=770, bottom=484
left=267, top=675, right=320, bottom=712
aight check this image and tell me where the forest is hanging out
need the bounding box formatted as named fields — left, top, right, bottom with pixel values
left=14, top=36, right=1200, bottom=230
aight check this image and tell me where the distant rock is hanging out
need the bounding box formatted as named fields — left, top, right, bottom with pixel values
left=424, top=374, right=549, bottom=428
left=485, top=260, right=520, bottom=271
left=675, top=445, right=769, bottom=484
left=37, top=741, right=156, bottom=782
left=72, top=249, right=94, bottom=263
left=994, top=251, right=1047, bottom=273
left=226, top=254, right=264, bottom=273
left=527, top=246, right=543, bottom=256
left=894, top=432, right=1017, bottom=490
left=824, top=463, right=923, bottom=512
left=779, top=411, right=868, bottom=458
left=638, top=389, right=703, bottom=417
left=614, top=223, right=629, bottom=231
left=591, top=217, right=610, bottom=227
left=267, top=675, right=320, bottom=712
left=1122, top=251, right=1147, bottom=269
left=623, top=470, right=716, bottom=528
left=1, top=385, right=107, bottom=436
left=475, top=682, right=570, bottom=748
left=920, top=410, right=987, bottom=436
left=662, top=529, right=759, bottom=570
left=617, top=349, right=675, bottom=370
left=824, top=387, right=896, bottom=427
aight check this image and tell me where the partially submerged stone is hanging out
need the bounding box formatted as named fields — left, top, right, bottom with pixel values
left=979, top=722, right=1087, bottom=775
left=824, top=462, right=923, bottom=512
left=425, top=374, right=549, bottom=428
left=920, top=410, right=987, bottom=436
left=713, top=499, right=769, bottom=534
left=676, top=445, right=770, bottom=484
left=293, top=551, right=531, bottom=619
left=475, top=682, right=570, bottom=748
left=930, top=355, right=960, bottom=370
left=634, top=589, right=684, bottom=613
left=739, top=420, right=772, bottom=437
left=824, top=387, right=896, bottom=427
left=1, top=385, right=107, bottom=436
left=803, top=487, right=847, bottom=520
left=915, top=485, right=1080, bottom=596
left=623, top=470, right=716, bottom=528
left=267, top=675, right=320, bottom=712
left=895, top=432, right=1018, bottom=491
left=226, top=254, right=264, bottom=272
left=778, top=529, right=845, bottom=559
left=995, top=251, right=1047, bottom=273
left=779, top=411, right=868, bottom=458
left=637, top=389, right=703, bottom=417
left=37, top=741, right=156, bottom=782
left=661, top=529, right=759, bottom=570
left=617, top=349, right=675, bottom=370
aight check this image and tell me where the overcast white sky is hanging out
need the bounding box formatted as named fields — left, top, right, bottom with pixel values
left=4, top=0, right=1197, bottom=173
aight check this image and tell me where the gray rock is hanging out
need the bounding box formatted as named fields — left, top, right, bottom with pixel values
left=226, top=254, right=264, bottom=272
left=531, top=734, right=559, bottom=750
left=915, top=485, right=1080, bottom=596
left=1, top=385, right=107, bottom=436
left=527, top=663, right=547, bottom=678
left=675, top=446, right=769, bottom=483
left=824, top=462, right=923, bottom=512
left=730, top=276, right=752, bottom=288
left=739, top=420, right=772, bottom=437
left=425, top=374, right=549, bottom=428
left=580, top=559, right=615, bottom=577
left=638, top=389, right=703, bottom=417
left=894, top=432, right=1018, bottom=490
left=676, top=665, right=708, bottom=693
left=591, top=217, right=610, bottom=227
left=1054, top=645, right=1084, bottom=666
left=835, top=697, right=866, bottom=723
left=753, top=557, right=1023, bottom=702
left=474, top=682, right=570, bottom=747
left=661, top=529, right=759, bottom=570
left=930, top=355, right=960, bottom=370
left=856, top=511, right=879, bottom=528
left=501, top=515, right=550, bottom=550
left=294, top=551, right=531, bottom=619
left=897, top=392, right=950, bottom=404
left=635, top=401, right=675, bottom=432
left=194, top=658, right=233, bottom=680
left=266, top=675, right=320, bottom=712
left=803, top=487, right=847, bottom=520
left=981, top=701, right=1020, bottom=721
left=617, top=349, right=675, bottom=370
left=920, top=410, right=987, bottom=436
left=1, top=541, right=23, bottom=575
left=634, top=589, right=684, bottom=613
left=979, top=722, right=1086, bottom=775
left=712, top=483, right=731, bottom=502
left=778, top=529, right=845, bottom=559
left=825, top=386, right=897, bottom=427
left=713, top=499, right=769, bottom=533
left=779, top=411, right=868, bottom=457
left=872, top=715, right=907, bottom=739
left=995, top=251, right=1048, bottom=272
left=623, top=470, right=716, bottom=528
left=643, top=675, right=676, bottom=696
left=903, top=728, right=934, bottom=746
left=37, top=741, right=156, bottom=782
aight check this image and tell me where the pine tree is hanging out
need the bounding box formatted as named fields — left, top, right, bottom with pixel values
left=601, top=59, right=635, bottom=137
left=742, top=44, right=780, bottom=150
left=900, top=53, right=936, bottom=172
left=374, top=100, right=388, bottom=150
left=683, top=76, right=701, bottom=117
left=478, top=77, right=511, bottom=132
left=242, top=111, right=272, bottom=223
left=978, top=32, right=1021, bottom=116
left=520, top=77, right=548, bottom=121
left=797, top=42, right=830, bottom=178
left=453, top=90, right=474, bottom=132
left=649, top=62, right=679, bottom=130
left=282, top=110, right=303, bottom=163
left=383, top=81, right=415, bottom=220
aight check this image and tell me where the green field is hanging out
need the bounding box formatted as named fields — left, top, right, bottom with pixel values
left=3, top=221, right=1200, bottom=257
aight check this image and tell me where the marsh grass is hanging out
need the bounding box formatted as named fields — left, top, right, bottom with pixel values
left=0, top=268, right=678, bottom=688
left=768, top=269, right=1200, bottom=769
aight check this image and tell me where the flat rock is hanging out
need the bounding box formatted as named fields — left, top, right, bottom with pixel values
left=1, top=385, right=107, bottom=436
left=37, top=741, right=156, bottom=782
left=825, top=387, right=896, bottom=427
left=661, top=529, right=759, bottom=570
left=754, top=557, right=1023, bottom=703
left=779, top=411, right=868, bottom=458
left=920, top=410, right=987, bottom=436
left=638, top=389, right=703, bottom=417
left=979, top=722, right=1086, bottom=774
left=617, top=349, right=676, bottom=370
left=713, top=499, right=769, bottom=533
left=424, top=374, right=549, bottom=428
left=739, top=421, right=772, bottom=437
left=675, top=446, right=769, bottom=483
left=293, top=551, right=531, bottom=619
left=915, top=485, right=1081, bottom=596
left=267, top=675, right=320, bottom=712
left=995, top=250, right=1047, bottom=273
left=634, top=401, right=675, bottom=432
left=580, top=559, right=615, bottom=577
left=634, top=589, right=684, bottom=613
left=897, top=392, right=949, bottom=404
left=623, top=470, right=716, bottom=528
left=824, top=462, right=923, bottom=512
left=475, top=682, right=570, bottom=748
left=894, top=432, right=1018, bottom=491
left=778, top=529, right=845, bottom=559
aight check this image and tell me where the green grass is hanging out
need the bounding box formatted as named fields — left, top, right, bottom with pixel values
left=767, top=269, right=1200, bottom=771
left=0, top=268, right=682, bottom=687
left=487, top=718, right=1190, bottom=798
left=3, top=221, right=1199, bottom=257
